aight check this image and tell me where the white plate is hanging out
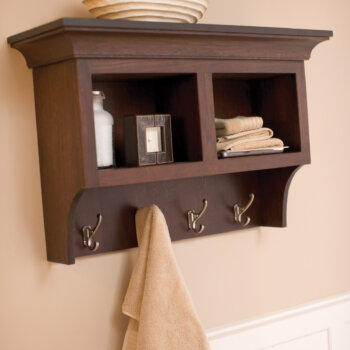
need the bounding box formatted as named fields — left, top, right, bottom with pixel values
left=101, top=15, right=186, bottom=22
left=91, top=3, right=203, bottom=20
left=83, top=0, right=207, bottom=17
left=98, top=9, right=197, bottom=23
left=83, top=0, right=207, bottom=9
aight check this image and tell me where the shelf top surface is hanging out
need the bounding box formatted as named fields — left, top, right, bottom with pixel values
left=8, top=17, right=332, bottom=44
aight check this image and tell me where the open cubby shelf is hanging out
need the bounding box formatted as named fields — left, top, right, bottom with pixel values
left=7, top=18, right=332, bottom=264
left=213, top=73, right=301, bottom=153
left=92, top=73, right=202, bottom=166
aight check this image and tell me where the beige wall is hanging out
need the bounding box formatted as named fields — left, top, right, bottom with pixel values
left=1, top=0, right=349, bottom=349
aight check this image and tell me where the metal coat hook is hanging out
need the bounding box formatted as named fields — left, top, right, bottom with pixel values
left=81, top=213, right=102, bottom=251
left=188, top=199, right=208, bottom=234
left=234, top=193, right=255, bottom=227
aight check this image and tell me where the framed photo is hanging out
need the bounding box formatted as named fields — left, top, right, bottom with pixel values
left=124, top=114, right=174, bottom=166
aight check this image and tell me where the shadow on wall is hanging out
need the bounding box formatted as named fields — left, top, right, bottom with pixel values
left=2, top=2, right=94, bottom=260
left=77, top=250, right=136, bottom=349
left=108, top=251, right=135, bottom=349
left=1, top=41, right=48, bottom=263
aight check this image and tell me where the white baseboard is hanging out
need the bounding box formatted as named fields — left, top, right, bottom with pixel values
left=207, top=293, right=350, bottom=350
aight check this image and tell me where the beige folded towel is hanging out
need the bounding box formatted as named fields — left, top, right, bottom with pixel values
left=122, top=205, right=211, bottom=350
left=219, top=138, right=284, bottom=152
left=217, top=128, right=273, bottom=151
left=215, top=116, right=263, bottom=137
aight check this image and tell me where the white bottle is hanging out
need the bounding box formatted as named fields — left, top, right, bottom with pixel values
left=92, top=91, right=115, bottom=168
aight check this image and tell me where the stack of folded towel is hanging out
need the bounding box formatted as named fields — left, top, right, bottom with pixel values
left=216, top=116, right=285, bottom=154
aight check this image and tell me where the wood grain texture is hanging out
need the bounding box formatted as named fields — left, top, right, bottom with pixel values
left=74, top=169, right=298, bottom=259
left=33, top=60, right=87, bottom=264
left=7, top=18, right=332, bottom=68
left=7, top=19, right=330, bottom=263
left=7, top=18, right=332, bottom=44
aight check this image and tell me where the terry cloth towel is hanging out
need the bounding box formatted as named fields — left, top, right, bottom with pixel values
left=122, top=205, right=211, bottom=350
left=216, top=128, right=273, bottom=151
left=215, top=116, right=263, bottom=137
left=219, top=137, right=284, bottom=152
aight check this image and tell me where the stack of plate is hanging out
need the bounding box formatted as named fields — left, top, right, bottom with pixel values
left=82, top=0, right=208, bottom=23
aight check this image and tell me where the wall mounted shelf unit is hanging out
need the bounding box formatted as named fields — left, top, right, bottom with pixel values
left=8, top=18, right=332, bottom=264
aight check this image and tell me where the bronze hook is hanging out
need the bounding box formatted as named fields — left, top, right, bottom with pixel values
left=82, top=213, right=102, bottom=251
left=188, top=199, right=208, bottom=234
left=234, top=194, right=255, bottom=227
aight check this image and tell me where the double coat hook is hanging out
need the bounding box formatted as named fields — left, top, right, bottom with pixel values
left=234, top=193, right=255, bottom=227
left=188, top=199, right=208, bottom=234
left=82, top=214, right=102, bottom=251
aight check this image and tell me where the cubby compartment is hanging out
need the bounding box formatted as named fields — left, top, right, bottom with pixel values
left=212, top=74, right=300, bottom=156
left=92, top=73, right=202, bottom=167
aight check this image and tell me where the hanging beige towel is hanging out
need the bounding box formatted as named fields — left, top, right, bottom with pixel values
left=220, top=137, right=284, bottom=152
left=215, top=116, right=263, bottom=137
left=217, top=128, right=273, bottom=151
left=122, top=205, right=211, bottom=350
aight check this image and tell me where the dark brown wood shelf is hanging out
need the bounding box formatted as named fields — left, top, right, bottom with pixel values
left=96, top=152, right=306, bottom=187
left=8, top=18, right=332, bottom=264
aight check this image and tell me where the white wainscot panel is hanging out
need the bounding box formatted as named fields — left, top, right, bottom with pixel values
left=267, top=330, right=329, bottom=350
left=207, top=293, right=350, bottom=350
